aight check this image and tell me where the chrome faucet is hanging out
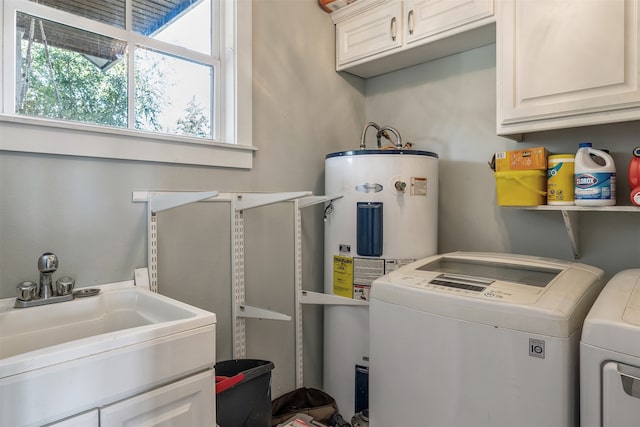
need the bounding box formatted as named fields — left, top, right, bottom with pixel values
left=14, top=252, right=75, bottom=308
left=38, top=252, right=58, bottom=299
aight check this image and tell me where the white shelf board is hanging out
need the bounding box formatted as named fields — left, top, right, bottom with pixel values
left=513, top=205, right=640, bottom=212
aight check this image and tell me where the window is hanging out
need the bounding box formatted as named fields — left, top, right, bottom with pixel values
left=0, top=0, right=254, bottom=168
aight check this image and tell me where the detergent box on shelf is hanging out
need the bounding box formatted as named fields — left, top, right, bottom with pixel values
left=494, top=147, right=548, bottom=172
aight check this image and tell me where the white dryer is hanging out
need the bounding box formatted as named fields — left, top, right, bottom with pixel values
left=581, top=269, right=640, bottom=427
left=369, top=252, right=603, bottom=427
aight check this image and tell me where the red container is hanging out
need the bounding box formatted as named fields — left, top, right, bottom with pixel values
left=629, top=147, right=640, bottom=206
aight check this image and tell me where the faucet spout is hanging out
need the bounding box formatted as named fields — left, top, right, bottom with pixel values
left=37, top=252, right=58, bottom=299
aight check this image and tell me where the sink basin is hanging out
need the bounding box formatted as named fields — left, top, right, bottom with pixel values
left=0, top=281, right=216, bottom=426
left=1, top=282, right=205, bottom=361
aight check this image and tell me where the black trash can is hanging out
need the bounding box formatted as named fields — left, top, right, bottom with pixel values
left=216, top=359, right=275, bottom=427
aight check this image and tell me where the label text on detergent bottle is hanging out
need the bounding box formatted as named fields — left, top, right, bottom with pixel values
left=576, top=175, right=598, bottom=187
left=575, top=172, right=616, bottom=200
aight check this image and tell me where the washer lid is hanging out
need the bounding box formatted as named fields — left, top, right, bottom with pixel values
left=371, top=252, right=604, bottom=337
left=582, top=269, right=640, bottom=357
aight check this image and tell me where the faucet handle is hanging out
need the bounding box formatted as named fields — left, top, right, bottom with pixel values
left=38, top=252, right=58, bottom=273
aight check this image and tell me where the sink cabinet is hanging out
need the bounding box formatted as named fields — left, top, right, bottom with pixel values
left=100, top=370, right=214, bottom=427
left=333, top=0, right=495, bottom=78
left=47, top=371, right=213, bottom=427
left=497, top=0, right=640, bottom=139
left=47, top=410, right=99, bottom=427
left=0, top=282, right=216, bottom=427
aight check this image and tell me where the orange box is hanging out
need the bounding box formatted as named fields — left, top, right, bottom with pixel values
left=495, top=147, right=548, bottom=172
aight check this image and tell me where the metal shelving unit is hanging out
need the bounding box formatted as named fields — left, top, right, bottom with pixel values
left=134, top=190, right=364, bottom=388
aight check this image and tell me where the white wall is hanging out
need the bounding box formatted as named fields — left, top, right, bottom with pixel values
left=365, top=44, right=640, bottom=278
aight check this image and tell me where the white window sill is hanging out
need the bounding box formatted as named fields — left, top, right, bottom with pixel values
left=0, top=115, right=256, bottom=168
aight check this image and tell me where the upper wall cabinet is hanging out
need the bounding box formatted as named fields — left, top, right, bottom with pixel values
left=333, top=0, right=496, bottom=78
left=497, top=0, right=640, bottom=139
left=336, top=1, right=404, bottom=66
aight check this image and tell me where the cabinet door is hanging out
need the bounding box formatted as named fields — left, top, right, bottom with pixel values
left=336, top=1, right=403, bottom=68
left=405, top=0, right=494, bottom=43
left=497, top=0, right=640, bottom=136
left=100, top=371, right=215, bottom=427
left=45, top=410, right=99, bottom=427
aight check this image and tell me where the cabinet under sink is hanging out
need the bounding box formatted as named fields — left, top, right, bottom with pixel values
left=0, top=281, right=216, bottom=427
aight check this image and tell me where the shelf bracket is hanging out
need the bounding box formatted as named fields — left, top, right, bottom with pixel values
left=297, top=194, right=343, bottom=209
left=560, top=210, right=580, bottom=259
left=237, top=304, right=291, bottom=321
left=135, top=191, right=219, bottom=293
left=299, top=290, right=369, bottom=306
left=149, top=191, right=218, bottom=213
left=234, top=191, right=312, bottom=211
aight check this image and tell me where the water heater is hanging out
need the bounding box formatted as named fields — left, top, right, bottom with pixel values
left=324, top=149, right=439, bottom=418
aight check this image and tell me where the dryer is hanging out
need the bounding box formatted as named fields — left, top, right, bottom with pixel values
left=581, top=269, right=640, bottom=427
left=369, top=252, right=603, bottom=427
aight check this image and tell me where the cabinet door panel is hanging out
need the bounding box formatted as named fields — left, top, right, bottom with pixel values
left=100, top=371, right=214, bottom=427
left=498, top=0, right=640, bottom=134
left=406, top=0, right=494, bottom=43
left=336, top=1, right=403, bottom=67
left=46, top=410, right=99, bottom=427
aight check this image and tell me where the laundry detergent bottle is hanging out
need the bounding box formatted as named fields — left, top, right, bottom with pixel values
left=574, top=142, right=616, bottom=206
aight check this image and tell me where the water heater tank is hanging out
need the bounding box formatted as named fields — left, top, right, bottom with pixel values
left=324, top=149, right=439, bottom=417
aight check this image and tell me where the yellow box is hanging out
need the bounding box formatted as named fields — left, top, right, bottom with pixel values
left=495, top=147, right=548, bottom=171
left=495, top=170, right=546, bottom=206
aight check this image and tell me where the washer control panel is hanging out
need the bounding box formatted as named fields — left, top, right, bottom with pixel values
left=429, top=274, right=491, bottom=293
left=390, top=271, right=543, bottom=304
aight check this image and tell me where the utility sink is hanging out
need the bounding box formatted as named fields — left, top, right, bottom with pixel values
left=0, top=281, right=216, bottom=426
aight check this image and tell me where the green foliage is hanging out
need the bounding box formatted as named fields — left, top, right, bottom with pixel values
left=18, top=41, right=211, bottom=138
left=176, top=97, right=211, bottom=138
left=19, top=43, right=130, bottom=127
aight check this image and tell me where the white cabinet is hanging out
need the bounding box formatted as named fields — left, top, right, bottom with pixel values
left=336, top=1, right=404, bottom=66
left=497, top=0, right=640, bottom=139
left=45, top=371, right=215, bottom=427
left=333, top=0, right=495, bottom=78
left=46, top=410, right=99, bottom=427
left=101, top=371, right=215, bottom=427
left=405, top=0, right=493, bottom=44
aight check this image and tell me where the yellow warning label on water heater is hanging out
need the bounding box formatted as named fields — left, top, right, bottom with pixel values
left=333, top=255, right=353, bottom=298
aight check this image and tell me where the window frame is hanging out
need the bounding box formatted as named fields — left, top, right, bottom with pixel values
left=0, top=0, right=254, bottom=168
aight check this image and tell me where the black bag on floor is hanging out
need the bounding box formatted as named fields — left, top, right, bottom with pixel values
left=271, top=387, right=339, bottom=426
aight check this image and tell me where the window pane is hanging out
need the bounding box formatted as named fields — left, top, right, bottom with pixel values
left=16, top=12, right=128, bottom=127
left=134, top=48, right=212, bottom=138
left=27, top=0, right=126, bottom=29
left=133, top=0, right=212, bottom=54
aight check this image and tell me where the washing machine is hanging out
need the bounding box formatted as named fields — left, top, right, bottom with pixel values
left=581, top=269, right=640, bottom=427
left=368, top=251, right=604, bottom=427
